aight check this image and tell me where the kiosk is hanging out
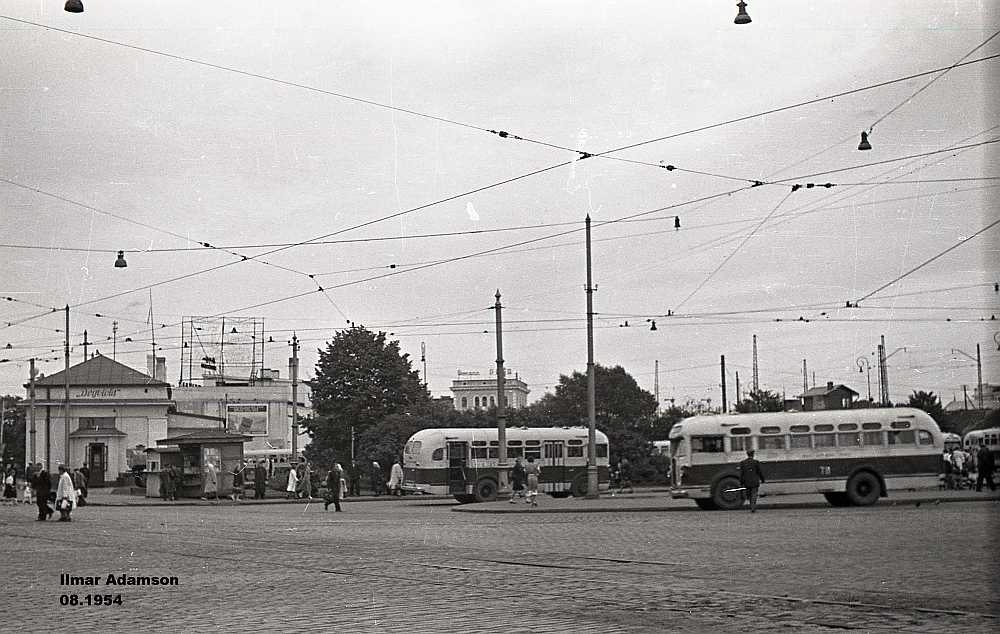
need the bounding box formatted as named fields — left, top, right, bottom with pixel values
left=151, top=429, right=251, bottom=498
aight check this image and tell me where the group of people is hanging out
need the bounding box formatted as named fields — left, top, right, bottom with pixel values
left=3, top=463, right=89, bottom=510
left=509, top=456, right=542, bottom=506
left=5, top=463, right=87, bottom=522
left=943, top=445, right=996, bottom=491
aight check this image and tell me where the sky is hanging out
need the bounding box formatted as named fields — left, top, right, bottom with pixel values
left=1, top=1, right=998, bottom=411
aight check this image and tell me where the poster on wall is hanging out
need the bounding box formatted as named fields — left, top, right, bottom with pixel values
left=226, top=403, right=268, bottom=436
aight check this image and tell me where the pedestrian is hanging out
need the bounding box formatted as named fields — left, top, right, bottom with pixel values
left=254, top=460, right=268, bottom=499
left=324, top=463, right=343, bottom=512
left=55, top=464, right=77, bottom=522
left=942, top=449, right=955, bottom=489
left=370, top=461, right=383, bottom=496
left=388, top=460, right=403, bottom=496
left=80, top=463, right=90, bottom=487
left=160, top=463, right=173, bottom=500
left=525, top=456, right=541, bottom=507
left=32, top=463, right=52, bottom=521
left=23, top=463, right=36, bottom=505
left=510, top=457, right=526, bottom=503
left=3, top=466, right=17, bottom=506
left=285, top=463, right=299, bottom=499
left=976, top=444, right=995, bottom=492
left=738, top=449, right=766, bottom=512
left=231, top=462, right=244, bottom=502
left=347, top=461, right=361, bottom=497
left=619, top=458, right=634, bottom=494
left=201, top=462, right=218, bottom=501
left=167, top=464, right=180, bottom=500
left=298, top=461, right=313, bottom=500
left=72, top=467, right=87, bottom=507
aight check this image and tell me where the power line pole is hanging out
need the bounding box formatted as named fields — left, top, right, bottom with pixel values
left=751, top=334, right=759, bottom=394
left=29, top=358, right=37, bottom=466
left=494, top=290, right=509, bottom=498
left=290, top=333, right=299, bottom=458
left=720, top=355, right=727, bottom=413
left=63, top=305, right=70, bottom=466
left=879, top=335, right=888, bottom=406
left=112, top=320, right=118, bottom=360
left=585, top=215, right=599, bottom=499
left=976, top=343, right=983, bottom=410
left=735, top=371, right=741, bottom=406
left=802, top=359, right=808, bottom=396
left=654, top=360, right=660, bottom=415
left=421, top=341, right=428, bottom=391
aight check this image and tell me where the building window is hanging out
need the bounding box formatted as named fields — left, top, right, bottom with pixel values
left=490, top=396, right=495, bottom=407
left=461, top=397, right=467, bottom=409
left=474, top=396, right=480, bottom=409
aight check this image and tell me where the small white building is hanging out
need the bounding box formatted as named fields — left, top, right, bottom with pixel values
left=450, top=370, right=530, bottom=411
left=25, top=354, right=171, bottom=486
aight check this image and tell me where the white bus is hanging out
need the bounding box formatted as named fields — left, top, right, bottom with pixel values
left=942, top=432, right=962, bottom=451
left=963, top=427, right=999, bottom=473
left=669, top=408, right=943, bottom=510
left=402, top=427, right=610, bottom=503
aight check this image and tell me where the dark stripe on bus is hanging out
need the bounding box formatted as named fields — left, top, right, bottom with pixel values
left=677, top=454, right=941, bottom=487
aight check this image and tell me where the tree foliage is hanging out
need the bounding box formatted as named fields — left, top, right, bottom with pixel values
left=529, top=364, right=658, bottom=428
left=735, top=389, right=784, bottom=413
left=304, top=327, right=430, bottom=465
left=907, top=390, right=944, bottom=422
left=1, top=395, right=25, bottom=467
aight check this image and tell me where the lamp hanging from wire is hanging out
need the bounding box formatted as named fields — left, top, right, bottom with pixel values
left=858, top=131, right=872, bottom=151
left=734, top=1, right=751, bottom=24
left=114, top=250, right=128, bottom=268
left=64, top=0, right=84, bottom=13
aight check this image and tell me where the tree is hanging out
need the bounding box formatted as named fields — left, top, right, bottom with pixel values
left=907, top=390, right=944, bottom=422
left=1, top=395, right=25, bottom=467
left=304, top=327, right=430, bottom=466
left=735, top=389, right=784, bottom=413
left=530, top=364, right=658, bottom=428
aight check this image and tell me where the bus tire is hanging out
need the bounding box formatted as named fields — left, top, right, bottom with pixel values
left=453, top=494, right=476, bottom=504
left=473, top=478, right=498, bottom=502
left=712, top=476, right=744, bottom=511
left=823, top=492, right=850, bottom=507
left=571, top=474, right=589, bottom=497
left=694, top=498, right=718, bottom=510
left=846, top=471, right=880, bottom=506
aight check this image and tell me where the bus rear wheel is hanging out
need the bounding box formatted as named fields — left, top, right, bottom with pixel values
left=823, top=492, right=850, bottom=507
left=474, top=478, right=498, bottom=502
left=712, top=476, right=744, bottom=511
left=571, top=474, right=589, bottom=498
left=846, top=471, right=880, bottom=506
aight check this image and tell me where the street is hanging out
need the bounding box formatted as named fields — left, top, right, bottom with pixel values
left=0, top=494, right=997, bottom=632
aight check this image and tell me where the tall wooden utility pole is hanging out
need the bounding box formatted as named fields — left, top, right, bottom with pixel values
left=494, top=291, right=509, bottom=498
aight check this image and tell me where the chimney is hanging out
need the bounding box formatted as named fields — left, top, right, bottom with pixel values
left=827, top=381, right=834, bottom=390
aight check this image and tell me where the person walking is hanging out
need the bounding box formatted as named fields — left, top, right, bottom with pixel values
left=201, top=462, right=218, bottom=501
left=3, top=466, right=17, bottom=506
left=976, top=444, right=996, bottom=492
left=510, top=457, right=526, bottom=503
left=253, top=460, right=268, bottom=499
left=298, top=461, right=313, bottom=500
left=285, top=463, right=299, bottom=499
left=159, top=464, right=173, bottom=500
left=32, top=463, right=52, bottom=521
left=55, top=465, right=77, bottom=522
left=738, top=449, right=766, bottom=512
left=230, top=462, right=244, bottom=502
left=388, top=460, right=404, bottom=496
left=369, top=461, right=383, bottom=496
left=524, top=457, right=541, bottom=507
left=72, top=468, right=87, bottom=507
left=619, top=458, right=634, bottom=494
left=324, top=464, right=343, bottom=512
left=23, top=463, right=36, bottom=506
left=347, top=461, right=361, bottom=497
left=167, top=465, right=180, bottom=500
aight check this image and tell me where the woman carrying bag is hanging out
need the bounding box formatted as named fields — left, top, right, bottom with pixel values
left=55, top=465, right=77, bottom=522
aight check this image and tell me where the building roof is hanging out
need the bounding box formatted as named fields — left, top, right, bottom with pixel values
left=157, top=429, right=251, bottom=445
left=69, top=426, right=128, bottom=439
left=33, top=354, right=169, bottom=388
left=798, top=383, right=859, bottom=399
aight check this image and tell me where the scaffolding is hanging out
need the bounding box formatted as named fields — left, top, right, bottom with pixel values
left=179, top=316, right=265, bottom=386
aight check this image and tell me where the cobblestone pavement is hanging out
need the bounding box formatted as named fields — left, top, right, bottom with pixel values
left=0, top=494, right=997, bottom=633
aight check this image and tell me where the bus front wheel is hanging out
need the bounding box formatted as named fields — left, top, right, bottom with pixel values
left=712, top=476, right=744, bottom=510
left=474, top=478, right=498, bottom=502
left=846, top=471, right=880, bottom=506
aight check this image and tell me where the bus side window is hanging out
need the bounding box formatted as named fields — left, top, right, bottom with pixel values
left=471, top=447, right=488, bottom=459
left=596, top=443, right=608, bottom=458
left=431, top=448, right=444, bottom=461
left=691, top=436, right=724, bottom=452
left=813, top=433, right=836, bottom=448
left=888, top=430, right=915, bottom=445
left=758, top=435, right=785, bottom=450
left=917, top=430, right=934, bottom=446
left=525, top=441, right=542, bottom=461
left=730, top=436, right=752, bottom=452
left=509, top=446, right=525, bottom=458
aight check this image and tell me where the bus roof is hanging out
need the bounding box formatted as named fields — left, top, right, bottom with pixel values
left=668, top=408, right=939, bottom=438
left=963, top=427, right=1000, bottom=440
left=406, top=426, right=609, bottom=444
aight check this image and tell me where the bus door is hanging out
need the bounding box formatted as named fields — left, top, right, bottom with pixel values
left=447, top=442, right=468, bottom=494
left=543, top=441, right=565, bottom=493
